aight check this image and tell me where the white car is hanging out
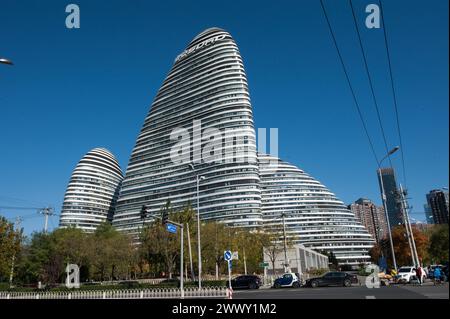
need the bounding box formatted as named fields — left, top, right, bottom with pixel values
left=396, top=267, right=422, bottom=283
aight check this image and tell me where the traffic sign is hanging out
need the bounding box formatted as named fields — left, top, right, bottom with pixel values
left=231, top=251, right=239, bottom=260
left=166, top=223, right=177, bottom=234
left=224, top=250, right=232, bottom=261
left=259, top=262, right=269, bottom=268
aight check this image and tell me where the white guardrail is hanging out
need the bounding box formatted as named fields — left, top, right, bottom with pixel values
left=0, top=287, right=228, bottom=299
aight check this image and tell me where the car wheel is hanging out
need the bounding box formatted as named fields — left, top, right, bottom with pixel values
left=311, top=280, right=318, bottom=288
left=274, top=282, right=281, bottom=289
left=344, top=279, right=351, bottom=287
left=293, top=282, right=300, bottom=288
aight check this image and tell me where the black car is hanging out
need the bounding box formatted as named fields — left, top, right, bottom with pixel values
left=227, top=275, right=262, bottom=289
left=305, top=272, right=358, bottom=288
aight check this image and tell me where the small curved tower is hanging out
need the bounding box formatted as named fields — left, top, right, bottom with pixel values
left=59, top=148, right=123, bottom=232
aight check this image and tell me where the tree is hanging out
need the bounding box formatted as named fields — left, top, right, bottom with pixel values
left=261, top=228, right=285, bottom=275
left=140, top=201, right=180, bottom=279
left=0, top=217, right=22, bottom=282
left=428, top=224, right=449, bottom=264
left=390, top=225, right=429, bottom=266
left=89, top=222, right=135, bottom=281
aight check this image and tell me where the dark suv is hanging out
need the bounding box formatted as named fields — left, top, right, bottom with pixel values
left=227, top=275, right=262, bottom=289
left=305, top=272, right=358, bottom=288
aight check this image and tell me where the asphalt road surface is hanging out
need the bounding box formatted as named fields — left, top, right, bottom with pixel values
left=233, top=283, right=449, bottom=299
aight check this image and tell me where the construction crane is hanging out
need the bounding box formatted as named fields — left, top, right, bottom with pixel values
left=0, top=206, right=57, bottom=232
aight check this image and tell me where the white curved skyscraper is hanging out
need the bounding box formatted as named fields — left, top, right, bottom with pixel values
left=59, top=148, right=123, bottom=232
left=259, top=154, right=374, bottom=265
left=111, top=27, right=373, bottom=264
left=113, top=28, right=261, bottom=233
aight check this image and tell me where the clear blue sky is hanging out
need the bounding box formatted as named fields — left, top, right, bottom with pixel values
left=0, top=0, right=448, bottom=234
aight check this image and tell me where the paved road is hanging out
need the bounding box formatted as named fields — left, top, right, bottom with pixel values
left=233, top=283, right=449, bottom=299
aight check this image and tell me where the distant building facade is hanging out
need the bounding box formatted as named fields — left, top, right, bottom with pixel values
left=348, top=198, right=388, bottom=242
left=426, top=189, right=449, bottom=224
left=377, top=168, right=403, bottom=228
left=263, top=244, right=329, bottom=275
left=424, top=204, right=434, bottom=224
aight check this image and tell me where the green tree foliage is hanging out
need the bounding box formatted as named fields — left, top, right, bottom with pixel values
left=139, top=201, right=181, bottom=278
left=0, top=217, right=22, bottom=282
left=89, top=222, right=136, bottom=281
left=428, top=224, right=449, bottom=264
left=10, top=223, right=135, bottom=285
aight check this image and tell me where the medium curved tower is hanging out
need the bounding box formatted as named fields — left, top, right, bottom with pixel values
left=59, top=148, right=123, bottom=232
left=113, top=28, right=261, bottom=233
left=259, top=154, right=374, bottom=265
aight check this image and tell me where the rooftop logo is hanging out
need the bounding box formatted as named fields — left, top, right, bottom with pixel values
left=174, top=34, right=226, bottom=63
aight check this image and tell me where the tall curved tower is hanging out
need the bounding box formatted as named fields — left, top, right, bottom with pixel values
left=259, top=154, right=374, bottom=265
left=59, top=148, right=123, bottom=232
left=113, top=28, right=261, bottom=233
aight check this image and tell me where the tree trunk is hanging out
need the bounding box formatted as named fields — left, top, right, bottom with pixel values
left=215, top=261, right=219, bottom=280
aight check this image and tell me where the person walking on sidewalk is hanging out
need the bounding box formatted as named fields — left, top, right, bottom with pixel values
left=434, top=267, right=442, bottom=285
left=415, top=267, right=423, bottom=285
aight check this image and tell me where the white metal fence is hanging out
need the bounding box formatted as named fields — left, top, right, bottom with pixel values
left=0, top=287, right=227, bottom=299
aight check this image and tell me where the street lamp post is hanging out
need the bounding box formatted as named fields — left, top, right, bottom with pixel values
left=189, top=163, right=205, bottom=289
left=377, top=146, right=399, bottom=272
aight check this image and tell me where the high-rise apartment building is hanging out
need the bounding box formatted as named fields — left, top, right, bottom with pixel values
left=377, top=168, right=403, bottom=228
left=426, top=189, right=449, bottom=224
left=348, top=198, right=388, bottom=243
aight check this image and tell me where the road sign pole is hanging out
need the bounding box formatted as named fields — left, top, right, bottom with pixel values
left=228, top=260, right=232, bottom=290
left=180, top=225, right=184, bottom=298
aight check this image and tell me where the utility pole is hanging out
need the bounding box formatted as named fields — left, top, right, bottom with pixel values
left=281, top=213, right=289, bottom=272
left=39, top=207, right=54, bottom=233
left=9, top=217, right=22, bottom=289
left=396, top=188, right=415, bottom=266
left=188, top=164, right=205, bottom=289
left=243, top=247, right=248, bottom=275
left=398, top=185, right=420, bottom=267
left=377, top=146, right=400, bottom=271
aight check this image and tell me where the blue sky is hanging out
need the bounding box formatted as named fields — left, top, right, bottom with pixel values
left=0, top=0, right=448, bottom=234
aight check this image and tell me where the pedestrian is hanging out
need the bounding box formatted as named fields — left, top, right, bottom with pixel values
left=415, top=267, right=423, bottom=285
left=433, top=267, right=442, bottom=285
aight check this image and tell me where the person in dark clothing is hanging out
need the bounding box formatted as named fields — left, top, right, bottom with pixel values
left=415, top=267, right=423, bottom=285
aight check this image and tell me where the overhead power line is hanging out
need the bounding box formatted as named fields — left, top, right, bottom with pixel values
left=378, top=0, right=408, bottom=187
left=348, top=0, right=393, bottom=169
left=319, top=0, right=380, bottom=166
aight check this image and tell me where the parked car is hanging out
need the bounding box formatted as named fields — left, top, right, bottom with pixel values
left=443, top=265, right=449, bottom=282
left=304, top=272, right=358, bottom=288
left=395, top=267, right=417, bottom=283
left=227, top=275, right=262, bottom=290
left=273, top=272, right=302, bottom=288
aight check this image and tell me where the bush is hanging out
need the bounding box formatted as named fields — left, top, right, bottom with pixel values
left=307, top=268, right=328, bottom=276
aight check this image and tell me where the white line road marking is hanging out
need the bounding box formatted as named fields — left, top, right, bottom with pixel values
left=366, top=295, right=376, bottom=299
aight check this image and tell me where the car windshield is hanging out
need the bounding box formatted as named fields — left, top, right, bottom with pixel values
left=398, top=268, right=412, bottom=273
